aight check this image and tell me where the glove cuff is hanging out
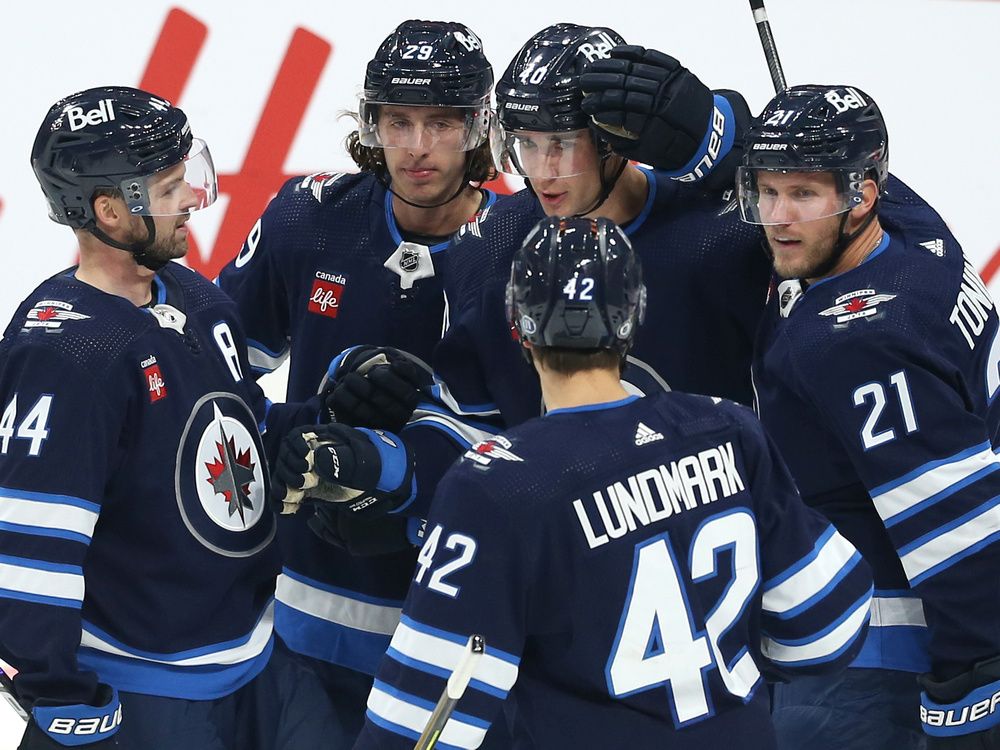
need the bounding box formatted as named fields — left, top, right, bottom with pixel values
left=921, top=665, right=1000, bottom=738
left=660, top=94, right=736, bottom=184
left=31, top=688, right=122, bottom=746
left=355, top=428, right=417, bottom=513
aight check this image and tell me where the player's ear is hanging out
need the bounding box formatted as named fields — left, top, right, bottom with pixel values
left=91, top=193, right=128, bottom=230
left=851, top=178, right=879, bottom=218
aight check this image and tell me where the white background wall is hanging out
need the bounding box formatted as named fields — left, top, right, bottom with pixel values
left=0, top=0, right=998, bottom=742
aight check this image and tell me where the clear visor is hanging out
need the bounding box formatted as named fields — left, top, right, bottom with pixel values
left=737, top=167, right=862, bottom=226
left=121, top=138, right=218, bottom=217
left=357, top=99, right=490, bottom=152
left=490, top=126, right=594, bottom=179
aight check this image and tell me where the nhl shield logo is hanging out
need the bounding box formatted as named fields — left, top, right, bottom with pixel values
left=400, top=246, right=421, bottom=273
left=176, top=393, right=273, bottom=557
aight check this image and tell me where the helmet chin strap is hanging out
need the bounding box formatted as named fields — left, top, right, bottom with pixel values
left=805, top=201, right=879, bottom=281
left=88, top=215, right=169, bottom=272
left=573, top=150, right=628, bottom=219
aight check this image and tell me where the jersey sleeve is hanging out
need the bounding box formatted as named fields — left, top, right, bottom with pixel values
left=730, top=406, right=873, bottom=679
left=794, top=333, right=1000, bottom=679
left=216, top=180, right=297, bottom=377
left=0, top=345, right=125, bottom=739
left=354, top=467, right=525, bottom=749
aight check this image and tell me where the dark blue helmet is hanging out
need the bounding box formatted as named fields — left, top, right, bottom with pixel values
left=506, top=216, right=645, bottom=355
left=363, top=20, right=493, bottom=107
left=738, top=84, right=889, bottom=224
left=31, top=86, right=213, bottom=229
left=496, top=23, right=625, bottom=132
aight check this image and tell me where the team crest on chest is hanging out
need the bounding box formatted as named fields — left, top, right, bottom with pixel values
left=176, top=393, right=273, bottom=557
left=819, top=288, right=897, bottom=324
left=308, top=270, right=347, bottom=319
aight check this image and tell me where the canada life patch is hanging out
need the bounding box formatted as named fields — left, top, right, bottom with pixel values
left=308, top=270, right=346, bottom=319
left=141, top=355, right=167, bottom=403
left=819, top=288, right=897, bottom=324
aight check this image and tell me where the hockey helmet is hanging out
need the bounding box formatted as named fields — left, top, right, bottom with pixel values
left=507, top=215, right=645, bottom=354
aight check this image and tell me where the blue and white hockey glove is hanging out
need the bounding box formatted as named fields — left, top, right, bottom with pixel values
left=308, top=504, right=420, bottom=556
left=271, top=423, right=415, bottom=518
left=580, top=45, right=744, bottom=188
left=919, top=655, right=1000, bottom=748
left=321, top=346, right=430, bottom=432
left=20, top=686, right=121, bottom=749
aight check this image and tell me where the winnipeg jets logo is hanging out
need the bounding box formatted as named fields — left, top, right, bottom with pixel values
left=464, top=435, right=523, bottom=467
left=819, top=288, right=897, bottom=324
left=195, top=402, right=266, bottom=532
left=23, top=300, right=90, bottom=331
left=919, top=239, right=945, bottom=257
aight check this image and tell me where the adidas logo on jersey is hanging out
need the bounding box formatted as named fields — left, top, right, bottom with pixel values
left=634, top=422, right=664, bottom=446
left=919, top=239, right=945, bottom=257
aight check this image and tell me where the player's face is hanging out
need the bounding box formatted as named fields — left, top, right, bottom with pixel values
left=520, top=131, right=603, bottom=216
left=379, top=106, right=471, bottom=205
left=757, top=171, right=846, bottom=279
left=126, top=162, right=199, bottom=263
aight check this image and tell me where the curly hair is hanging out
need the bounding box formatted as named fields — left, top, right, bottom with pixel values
left=344, top=129, right=496, bottom=186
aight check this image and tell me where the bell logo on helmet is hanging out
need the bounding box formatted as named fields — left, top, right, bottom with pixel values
left=824, top=87, right=868, bottom=114
left=65, top=99, right=116, bottom=132
left=576, top=31, right=618, bottom=63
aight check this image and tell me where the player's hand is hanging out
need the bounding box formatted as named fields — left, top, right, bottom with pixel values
left=20, top=686, right=121, bottom=748
left=919, top=656, right=1000, bottom=748
left=580, top=45, right=714, bottom=170
left=308, top=504, right=414, bottom=556
left=270, top=423, right=414, bottom=518
left=322, top=346, right=428, bottom=431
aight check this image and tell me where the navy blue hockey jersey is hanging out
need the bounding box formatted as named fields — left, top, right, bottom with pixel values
left=216, top=171, right=499, bottom=674
left=0, top=263, right=279, bottom=716
left=355, top=393, right=872, bottom=749
left=432, top=168, right=771, bottom=428
left=753, top=175, right=1000, bottom=680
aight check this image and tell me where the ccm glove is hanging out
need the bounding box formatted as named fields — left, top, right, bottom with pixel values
left=919, top=655, right=1000, bottom=748
left=271, top=423, right=415, bottom=518
left=20, top=686, right=121, bottom=749
left=308, top=504, right=415, bottom=556
left=322, top=346, right=429, bottom=431
left=580, top=45, right=715, bottom=170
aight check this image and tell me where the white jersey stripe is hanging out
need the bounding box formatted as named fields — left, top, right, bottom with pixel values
left=762, top=530, right=858, bottom=616
left=367, top=684, right=486, bottom=749
left=873, top=445, right=998, bottom=525
left=0, top=494, right=98, bottom=540
left=0, top=559, right=83, bottom=603
left=390, top=619, right=519, bottom=694
left=761, top=594, right=871, bottom=665
left=900, top=500, right=1000, bottom=584
left=275, top=573, right=400, bottom=636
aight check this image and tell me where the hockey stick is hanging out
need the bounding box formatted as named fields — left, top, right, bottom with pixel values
left=748, top=0, right=788, bottom=93
left=414, top=634, right=485, bottom=750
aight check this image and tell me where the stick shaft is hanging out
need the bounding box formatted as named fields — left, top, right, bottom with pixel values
left=749, top=0, right=787, bottom=93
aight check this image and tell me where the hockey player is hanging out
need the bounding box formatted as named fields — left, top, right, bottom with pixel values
left=744, top=85, right=1000, bottom=748
left=0, top=87, right=309, bottom=749
left=334, top=215, right=872, bottom=749
left=215, top=20, right=502, bottom=746
left=429, top=22, right=769, bottom=430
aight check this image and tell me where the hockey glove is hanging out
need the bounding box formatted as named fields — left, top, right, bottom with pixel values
left=580, top=45, right=714, bottom=171
left=20, top=685, right=121, bottom=748
left=919, top=655, right=1000, bottom=748
left=321, top=346, right=429, bottom=431
left=271, top=423, right=415, bottom=518
left=308, top=503, right=416, bottom=556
